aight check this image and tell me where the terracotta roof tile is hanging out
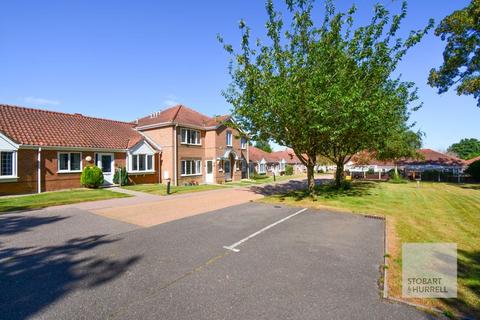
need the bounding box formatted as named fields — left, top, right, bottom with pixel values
left=136, top=105, right=230, bottom=129
left=466, top=156, right=480, bottom=165
left=0, top=104, right=145, bottom=150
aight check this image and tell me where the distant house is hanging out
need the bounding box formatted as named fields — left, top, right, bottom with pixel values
left=346, top=149, right=466, bottom=175
left=248, top=146, right=305, bottom=176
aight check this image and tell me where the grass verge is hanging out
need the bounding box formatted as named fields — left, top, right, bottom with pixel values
left=0, top=188, right=130, bottom=213
left=123, top=183, right=227, bottom=196
left=260, top=181, right=480, bottom=318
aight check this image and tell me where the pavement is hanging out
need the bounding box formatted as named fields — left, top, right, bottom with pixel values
left=0, top=200, right=433, bottom=320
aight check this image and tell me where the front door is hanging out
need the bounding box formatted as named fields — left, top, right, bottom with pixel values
left=96, top=153, right=114, bottom=184
left=205, top=160, right=214, bottom=184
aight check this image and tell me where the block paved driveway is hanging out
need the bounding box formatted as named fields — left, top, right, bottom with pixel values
left=0, top=201, right=433, bottom=320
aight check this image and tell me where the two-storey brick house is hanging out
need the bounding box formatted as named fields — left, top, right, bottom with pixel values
left=136, top=105, right=249, bottom=186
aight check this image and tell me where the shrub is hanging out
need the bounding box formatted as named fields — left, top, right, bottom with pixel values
left=253, top=173, right=269, bottom=180
left=367, top=168, right=375, bottom=174
left=81, top=165, right=104, bottom=188
left=113, top=167, right=129, bottom=186
left=285, top=164, right=294, bottom=175
left=465, top=160, right=480, bottom=181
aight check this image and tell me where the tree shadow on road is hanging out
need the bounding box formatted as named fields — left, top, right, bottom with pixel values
left=0, top=235, right=141, bottom=320
left=0, top=214, right=67, bottom=237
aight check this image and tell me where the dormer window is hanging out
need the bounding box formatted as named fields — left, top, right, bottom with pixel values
left=181, top=128, right=201, bottom=145
left=226, top=131, right=232, bottom=147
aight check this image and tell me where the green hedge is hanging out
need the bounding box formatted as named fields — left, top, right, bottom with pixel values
left=81, top=166, right=104, bottom=188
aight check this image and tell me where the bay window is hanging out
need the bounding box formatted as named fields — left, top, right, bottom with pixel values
left=181, top=128, right=201, bottom=145
left=58, top=152, right=82, bottom=172
left=181, top=159, right=202, bottom=176
left=130, top=154, right=154, bottom=173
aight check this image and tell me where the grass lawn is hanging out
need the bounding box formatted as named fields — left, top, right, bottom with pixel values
left=123, top=183, right=228, bottom=196
left=261, top=181, right=480, bottom=318
left=0, top=188, right=130, bottom=213
left=226, top=173, right=306, bottom=187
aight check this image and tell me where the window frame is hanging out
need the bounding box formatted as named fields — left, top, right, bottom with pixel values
left=57, top=152, right=83, bottom=173
left=0, top=150, right=17, bottom=179
left=240, top=137, right=247, bottom=149
left=129, top=153, right=155, bottom=173
left=226, top=131, right=233, bottom=147
left=180, top=159, right=202, bottom=177
left=180, top=128, right=201, bottom=146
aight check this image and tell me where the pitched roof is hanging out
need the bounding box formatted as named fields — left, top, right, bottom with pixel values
left=350, top=149, right=465, bottom=167
left=0, top=104, right=146, bottom=149
left=249, top=146, right=271, bottom=162
left=466, top=156, right=480, bottom=165
left=249, top=147, right=302, bottom=164
left=271, top=148, right=302, bottom=164
left=400, top=149, right=465, bottom=166
left=136, top=105, right=230, bottom=129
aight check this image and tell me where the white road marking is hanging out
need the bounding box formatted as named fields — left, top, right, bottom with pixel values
left=223, top=208, right=308, bottom=253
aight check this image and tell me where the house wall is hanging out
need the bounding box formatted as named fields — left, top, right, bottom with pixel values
left=0, top=149, right=38, bottom=195
left=214, top=126, right=245, bottom=184
left=177, top=127, right=205, bottom=185
left=142, top=126, right=174, bottom=184
left=125, top=153, right=161, bottom=185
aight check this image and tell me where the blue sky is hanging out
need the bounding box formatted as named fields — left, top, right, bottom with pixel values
left=0, top=0, right=478, bottom=151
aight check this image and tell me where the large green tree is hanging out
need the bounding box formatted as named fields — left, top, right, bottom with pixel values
left=428, top=0, right=480, bottom=106
left=447, top=138, right=480, bottom=159
left=220, top=0, right=432, bottom=191
left=376, top=129, right=423, bottom=176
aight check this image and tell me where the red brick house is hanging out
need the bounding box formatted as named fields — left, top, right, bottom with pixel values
left=0, top=104, right=250, bottom=195
left=248, top=146, right=305, bottom=175
left=0, top=104, right=161, bottom=195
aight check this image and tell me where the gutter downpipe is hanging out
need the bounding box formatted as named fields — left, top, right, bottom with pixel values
left=37, top=147, right=42, bottom=193
left=173, top=124, right=178, bottom=186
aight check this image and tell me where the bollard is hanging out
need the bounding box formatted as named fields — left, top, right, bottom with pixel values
left=167, top=179, right=171, bottom=195
left=273, top=172, right=276, bottom=182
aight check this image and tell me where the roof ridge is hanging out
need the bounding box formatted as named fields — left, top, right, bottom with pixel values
left=0, top=104, right=134, bottom=126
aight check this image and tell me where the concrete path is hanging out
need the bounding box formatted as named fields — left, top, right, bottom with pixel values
left=89, top=187, right=263, bottom=227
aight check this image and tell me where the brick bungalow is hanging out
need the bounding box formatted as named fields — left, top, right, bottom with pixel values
left=248, top=146, right=305, bottom=176
left=0, top=104, right=161, bottom=195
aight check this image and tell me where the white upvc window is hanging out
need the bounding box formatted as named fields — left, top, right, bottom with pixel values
left=279, top=160, right=286, bottom=172
left=181, top=128, right=201, bottom=145
left=240, top=137, right=247, bottom=149
left=226, top=131, right=232, bottom=147
left=259, top=162, right=266, bottom=174
left=181, top=159, right=202, bottom=176
left=130, top=154, right=154, bottom=172
left=0, top=151, right=17, bottom=178
left=58, top=152, right=82, bottom=173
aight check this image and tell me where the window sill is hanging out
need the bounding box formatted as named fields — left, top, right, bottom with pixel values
left=128, top=171, right=155, bottom=175
left=180, top=143, right=202, bottom=146
left=180, top=174, right=202, bottom=177
left=0, top=176, right=18, bottom=182
left=58, top=170, right=82, bottom=174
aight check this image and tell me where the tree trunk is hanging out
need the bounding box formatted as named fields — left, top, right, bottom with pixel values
left=307, top=164, right=315, bottom=193
left=334, top=162, right=345, bottom=188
